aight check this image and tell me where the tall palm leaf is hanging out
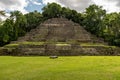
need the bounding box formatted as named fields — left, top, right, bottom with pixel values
left=0, top=10, right=5, bottom=16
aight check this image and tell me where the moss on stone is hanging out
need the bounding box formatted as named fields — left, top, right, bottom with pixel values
left=80, top=43, right=105, bottom=47
left=56, top=44, right=70, bottom=46
left=4, top=44, right=19, bottom=48
left=20, top=42, right=45, bottom=45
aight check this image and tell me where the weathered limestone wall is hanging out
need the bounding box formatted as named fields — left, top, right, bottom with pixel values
left=3, top=44, right=119, bottom=56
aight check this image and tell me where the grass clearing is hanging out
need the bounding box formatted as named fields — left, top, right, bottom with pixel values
left=0, top=56, right=120, bottom=80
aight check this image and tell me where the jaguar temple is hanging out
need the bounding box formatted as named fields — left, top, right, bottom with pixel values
left=1, top=18, right=120, bottom=56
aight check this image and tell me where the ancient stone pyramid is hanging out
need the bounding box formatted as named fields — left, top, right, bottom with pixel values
left=13, top=18, right=103, bottom=43
left=2, top=18, right=120, bottom=56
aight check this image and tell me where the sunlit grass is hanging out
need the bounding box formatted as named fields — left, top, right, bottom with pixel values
left=0, top=56, right=120, bottom=80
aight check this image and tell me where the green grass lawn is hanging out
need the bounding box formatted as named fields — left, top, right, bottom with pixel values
left=0, top=56, right=120, bottom=80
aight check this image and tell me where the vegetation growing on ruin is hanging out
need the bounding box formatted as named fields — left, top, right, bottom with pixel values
left=0, top=3, right=120, bottom=47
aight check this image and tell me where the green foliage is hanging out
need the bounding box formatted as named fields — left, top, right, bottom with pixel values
left=10, top=11, right=27, bottom=37
left=25, top=10, right=43, bottom=31
left=3, top=19, right=15, bottom=41
left=0, top=10, right=43, bottom=46
left=102, top=13, right=120, bottom=46
left=0, top=11, right=27, bottom=46
left=61, top=7, right=72, bottom=19
left=42, top=3, right=62, bottom=19
left=83, top=4, right=106, bottom=35
left=0, top=19, right=14, bottom=45
left=43, top=3, right=84, bottom=25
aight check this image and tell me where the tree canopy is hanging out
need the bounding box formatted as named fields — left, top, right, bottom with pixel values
left=42, top=3, right=62, bottom=19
